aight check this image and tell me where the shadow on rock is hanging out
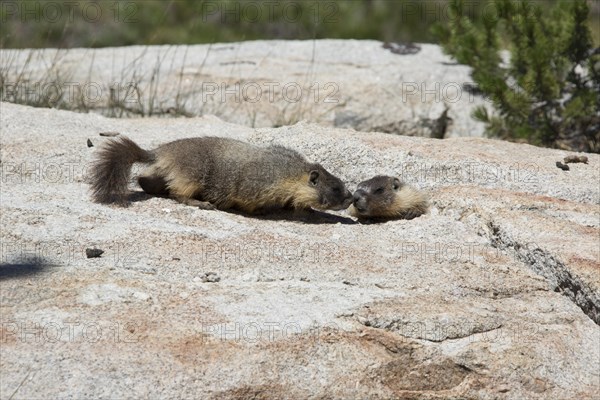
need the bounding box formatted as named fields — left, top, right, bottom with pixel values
left=229, top=209, right=358, bottom=225
left=127, top=191, right=156, bottom=203
left=0, top=259, right=52, bottom=280
left=127, top=191, right=357, bottom=224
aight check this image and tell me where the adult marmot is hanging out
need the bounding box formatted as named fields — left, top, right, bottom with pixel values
left=90, top=136, right=353, bottom=214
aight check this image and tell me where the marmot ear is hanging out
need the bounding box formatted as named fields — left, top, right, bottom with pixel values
left=309, top=170, right=320, bottom=186
left=392, top=178, right=402, bottom=191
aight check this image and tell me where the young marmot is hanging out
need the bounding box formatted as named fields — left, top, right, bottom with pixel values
left=89, top=136, right=353, bottom=214
left=349, top=175, right=428, bottom=220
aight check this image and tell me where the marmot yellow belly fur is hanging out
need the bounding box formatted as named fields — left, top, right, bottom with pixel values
left=349, top=175, right=428, bottom=220
left=90, top=136, right=353, bottom=213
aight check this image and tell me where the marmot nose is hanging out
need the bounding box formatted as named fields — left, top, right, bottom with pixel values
left=353, top=191, right=367, bottom=213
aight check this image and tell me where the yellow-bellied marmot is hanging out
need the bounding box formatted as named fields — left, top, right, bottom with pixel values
left=90, top=136, right=353, bottom=214
left=349, top=175, right=428, bottom=220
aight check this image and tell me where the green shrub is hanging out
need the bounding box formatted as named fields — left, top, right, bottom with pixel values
left=434, top=0, right=599, bottom=153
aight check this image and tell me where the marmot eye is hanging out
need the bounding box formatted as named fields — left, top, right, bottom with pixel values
left=332, top=187, right=341, bottom=194
left=374, top=188, right=384, bottom=195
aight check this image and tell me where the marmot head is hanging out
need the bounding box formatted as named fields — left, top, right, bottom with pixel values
left=352, top=175, right=401, bottom=216
left=350, top=175, right=428, bottom=220
left=301, top=166, right=353, bottom=211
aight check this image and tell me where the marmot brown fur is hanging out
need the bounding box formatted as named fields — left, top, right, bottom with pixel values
left=89, top=136, right=353, bottom=214
left=349, top=175, right=428, bottom=220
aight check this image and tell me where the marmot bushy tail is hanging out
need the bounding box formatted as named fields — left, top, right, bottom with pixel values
left=89, top=136, right=353, bottom=213
left=90, top=136, right=154, bottom=205
left=349, top=175, right=428, bottom=220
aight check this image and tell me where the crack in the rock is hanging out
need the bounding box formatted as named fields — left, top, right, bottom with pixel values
left=358, top=316, right=504, bottom=343
left=487, top=221, right=599, bottom=326
left=409, top=325, right=505, bottom=343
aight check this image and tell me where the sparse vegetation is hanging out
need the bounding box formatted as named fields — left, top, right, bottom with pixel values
left=434, top=0, right=600, bottom=152
left=1, top=0, right=599, bottom=148
left=0, top=43, right=348, bottom=127
left=0, top=1, right=449, bottom=48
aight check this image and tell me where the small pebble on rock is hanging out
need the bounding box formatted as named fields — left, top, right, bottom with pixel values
left=563, top=155, right=588, bottom=164
left=86, top=248, right=104, bottom=258
left=201, top=272, right=221, bottom=283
